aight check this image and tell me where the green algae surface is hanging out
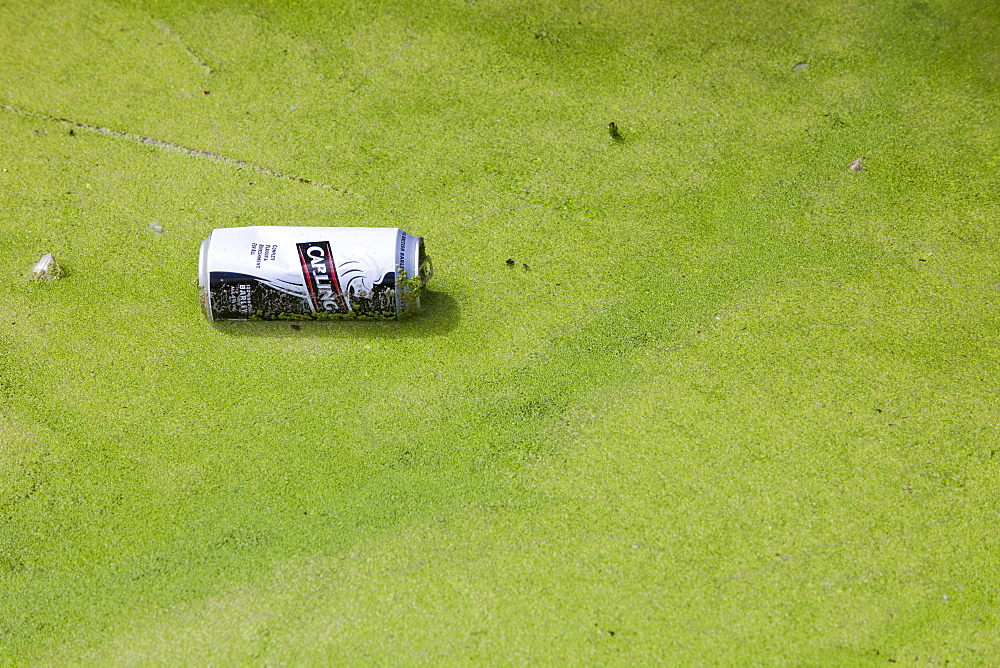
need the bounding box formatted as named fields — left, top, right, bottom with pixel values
left=2, top=0, right=999, bottom=662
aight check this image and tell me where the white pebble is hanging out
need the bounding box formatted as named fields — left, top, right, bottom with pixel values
left=32, top=253, right=60, bottom=279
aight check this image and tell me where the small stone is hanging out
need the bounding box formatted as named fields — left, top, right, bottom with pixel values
left=149, top=222, right=164, bottom=233
left=792, top=62, right=809, bottom=71
left=32, top=253, right=61, bottom=279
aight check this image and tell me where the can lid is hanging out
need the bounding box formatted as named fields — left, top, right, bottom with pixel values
left=397, top=232, right=428, bottom=317
left=418, top=238, right=432, bottom=286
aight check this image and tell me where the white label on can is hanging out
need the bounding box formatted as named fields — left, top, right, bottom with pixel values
left=202, top=226, right=410, bottom=320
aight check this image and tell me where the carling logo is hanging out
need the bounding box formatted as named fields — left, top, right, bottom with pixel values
left=297, top=241, right=349, bottom=313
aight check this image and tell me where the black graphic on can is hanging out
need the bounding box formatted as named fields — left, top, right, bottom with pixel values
left=207, top=271, right=313, bottom=320
left=341, top=266, right=397, bottom=316
left=297, top=241, right=349, bottom=314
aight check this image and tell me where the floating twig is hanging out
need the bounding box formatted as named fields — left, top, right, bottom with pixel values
left=2, top=104, right=330, bottom=187
left=153, top=19, right=215, bottom=75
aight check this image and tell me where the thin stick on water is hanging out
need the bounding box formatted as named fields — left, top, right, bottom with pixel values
left=153, top=19, right=215, bottom=75
left=1, top=103, right=332, bottom=188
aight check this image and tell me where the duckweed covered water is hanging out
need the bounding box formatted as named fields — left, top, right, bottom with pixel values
left=1, top=0, right=998, bottom=662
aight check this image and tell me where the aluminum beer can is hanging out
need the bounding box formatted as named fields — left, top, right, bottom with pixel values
left=198, top=226, right=431, bottom=321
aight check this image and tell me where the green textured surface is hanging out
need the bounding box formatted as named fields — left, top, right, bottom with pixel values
left=2, top=0, right=999, bottom=662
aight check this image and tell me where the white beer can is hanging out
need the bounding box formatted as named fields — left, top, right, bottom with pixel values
left=198, top=226, right=431, bottom=321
